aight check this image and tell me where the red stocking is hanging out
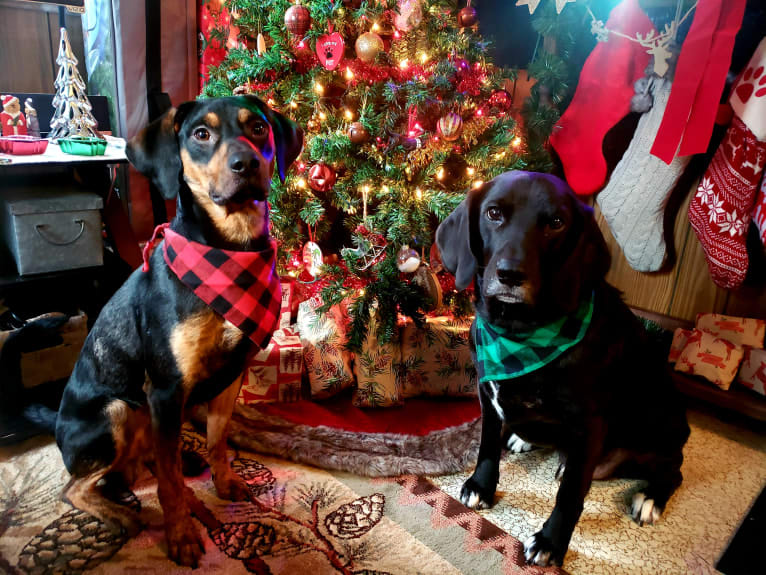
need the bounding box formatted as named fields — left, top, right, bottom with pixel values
left=549, top=0, right=654, bottom=196
left=688, top=117, right=766, bottom=289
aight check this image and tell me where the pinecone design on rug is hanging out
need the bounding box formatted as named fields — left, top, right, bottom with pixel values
left=16, top=508, right=129, bottom=574
left=324, top=494, right=385, bottom=539
left=232, top=458, right=277, bottom=497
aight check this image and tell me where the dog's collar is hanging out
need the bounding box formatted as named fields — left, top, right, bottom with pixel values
left=143, top=223, right=281, bottom=350
left=474, top=293, right=594, bottom=383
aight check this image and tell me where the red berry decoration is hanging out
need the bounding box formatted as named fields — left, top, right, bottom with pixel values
left=285, top=2, right=311, bottom=37
left=438, top=112, right=463, bottom=141
left=348, top=122, right=370, bottom=144
left=308, top=163, right=336, bottom=192
left=457, top=6, right=478, bottom=28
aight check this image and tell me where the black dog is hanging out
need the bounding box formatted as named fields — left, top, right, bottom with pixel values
left=45, top=96, right=302, bottom=567
left=436, top=171, right=689, bottom=567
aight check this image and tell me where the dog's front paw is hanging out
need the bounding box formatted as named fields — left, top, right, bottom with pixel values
left=213, top=471, right=252, bottom=502
left=166, top=520, right=205, bottom=568
left=631, top=492, right=663, bottom=526
left=101, top=509, right=144, bottom=539
left=459, top=477, right=495, bottom=510
left=523, top=531, right=565, bottom=567
left=507, top=433, right=535, bottom=454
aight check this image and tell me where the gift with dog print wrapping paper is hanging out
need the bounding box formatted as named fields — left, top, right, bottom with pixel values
left=236, top=327, right=305, bottom=404
left=397, top=314, right=477, bottom=398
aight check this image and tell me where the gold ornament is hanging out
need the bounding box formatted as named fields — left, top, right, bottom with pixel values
left=437, top=112, right=463, bottom=141
left=355, top=32, right=384, bottom=63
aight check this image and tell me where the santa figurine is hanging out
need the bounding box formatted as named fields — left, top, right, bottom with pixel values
left=1, top=95, right=27, bottom=136
left=25, top=98, right=40, bottom=138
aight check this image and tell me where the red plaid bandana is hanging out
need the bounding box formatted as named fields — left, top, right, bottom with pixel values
left=143, top=224, right=281, bottom=350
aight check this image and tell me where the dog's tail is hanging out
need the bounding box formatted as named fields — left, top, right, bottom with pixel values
left=22, top=403, right=58, bottom=433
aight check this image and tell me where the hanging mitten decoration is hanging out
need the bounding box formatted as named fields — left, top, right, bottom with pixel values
left=597, top=76, right=691, bottom=272
left=688, top=37, right=766, bottom=289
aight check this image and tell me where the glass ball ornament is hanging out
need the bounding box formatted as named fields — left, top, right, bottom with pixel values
left=437, top=112, right=463, bottom=141
left=396, top=244, right=421, bottom=273
left=308, top=163, right=337, bottom=192
left=284, top=2, right=311, bottom=37
left=489, top=89, right=512, bottom=113
left=457, top=6, right=478, bottom=27
left=355, top=32, right=384, bottom=63
left=348, top=122, right=370, bottom=144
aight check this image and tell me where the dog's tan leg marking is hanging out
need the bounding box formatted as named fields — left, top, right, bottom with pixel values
left=150, top=412, right=205, bottom=568
left=207, top=378, right=250, bottom=501
left=170, top=311, right=244, bottom=395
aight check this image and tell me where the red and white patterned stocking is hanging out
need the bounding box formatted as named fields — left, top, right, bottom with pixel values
left=755, top=176, right=766, bottom=246
left=688, top=117, right=766, bottom=289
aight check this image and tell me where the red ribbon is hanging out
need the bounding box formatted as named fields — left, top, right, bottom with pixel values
left=651, top=0, right=746, bottom=164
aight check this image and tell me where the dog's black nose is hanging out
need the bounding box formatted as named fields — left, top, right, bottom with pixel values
left=496, top=259, right=527, bottom=286
left=230, top=153, right=259, bottom=174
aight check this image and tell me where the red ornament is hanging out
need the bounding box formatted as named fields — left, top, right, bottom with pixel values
left=489, top=89, right=513, bottom=113
left=348, top=122, right=370, bottom=144
left=457, top=6, right=478, bottom=27
left=285, top=2, right=311, bottom=37
left=316, top=31, right=344, bottom=71
left=438, top=112, right=463, bottom=141
left=308, top=163, right=337, bottom=192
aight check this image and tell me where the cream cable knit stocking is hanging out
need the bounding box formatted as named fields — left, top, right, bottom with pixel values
left=597, top=77, right=691, bottom=272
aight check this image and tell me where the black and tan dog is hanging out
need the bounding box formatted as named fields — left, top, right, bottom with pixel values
left=436, top=171, right=689, bottom=567
left=42, top=96, right=301, bottom=567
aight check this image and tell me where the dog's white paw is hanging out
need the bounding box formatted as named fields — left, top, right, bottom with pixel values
left=554, top=462, right=565, bottom=482
left=523, top=532, right=562, bottom=567
left=507, top=433, right=534, bottom=454
left=459, top=479, right=492, bottom=510
left=631, top=492, right=662, bottom=526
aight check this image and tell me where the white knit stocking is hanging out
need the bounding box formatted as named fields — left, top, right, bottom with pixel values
left=597, top=77, right=691, bottom=272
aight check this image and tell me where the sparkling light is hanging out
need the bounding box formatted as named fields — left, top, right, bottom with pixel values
left=345, top=67, right=354, bottom=80
left=319, top=111, right=327, bottom=120
left=473, top=180, right=484, bottom=189
left=344, top=109, right=353, bottom=120
left=314, top=81, right=324, bottom=94
left=436, top=167, right=445, bottom=180
left=290, top=101, right=298, bottom=109
left=512, top=136, right=522, bottom=148
left=466, top=167, right=476, bottom=176
left=399, top=59, right=409, bottom=69
left=297, top=178, right=307, bottom=189
left=415, top=188, right=423, bottom=200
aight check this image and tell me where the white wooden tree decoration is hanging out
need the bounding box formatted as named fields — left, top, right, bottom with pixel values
left=49, top=28, right=102, bottom=140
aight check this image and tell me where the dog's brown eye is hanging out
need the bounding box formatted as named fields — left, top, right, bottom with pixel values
left=486, top=206, right=503, bottom=222
left=548, top=217, right=565, bottom=231
left=251, top=121, right=267, bottom=136
left=193, top=127, right=210, bottom=141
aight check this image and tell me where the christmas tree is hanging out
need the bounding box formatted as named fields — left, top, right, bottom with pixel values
left=202, top=0, right=571, bottom=348
left=50, top=28, right=101, bottom=140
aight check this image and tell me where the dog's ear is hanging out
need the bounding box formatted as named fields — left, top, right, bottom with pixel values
left=269, top=107, right=304, bottom=183
left=126, top=102, right=197, bottom=200
left=435, top=184, right=488, bottom=290
left=553, top=199, right=611, bottom=312
left=240, top=95, right=303, bottom=183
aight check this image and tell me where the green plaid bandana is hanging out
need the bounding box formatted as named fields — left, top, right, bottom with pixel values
left=475, top=294, right=594, bottom=383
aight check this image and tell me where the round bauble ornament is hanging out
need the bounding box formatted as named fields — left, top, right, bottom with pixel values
left=355, top=32, right=384, bottom=63
left=348, top=122, right=370, bottom=144
left=438, top=112, right=463, bottom=141
left=413, top=265, right=443, bottom=311
left=308, top=163, right=336, bottom=192
left=302, top=241, right=323, bottom=278
left=457, top=6, right=478, bottom=28
left=489, top=89, right=512, bottom=113
left=397, top=244, right=421, bottom=273
left=395, top=0, right=423, bottom=32
left=285, top=2, right=311, bottom=37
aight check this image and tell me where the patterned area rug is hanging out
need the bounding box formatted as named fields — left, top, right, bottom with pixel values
left=431, top=410, right=766, bottom=575
left=0, top=429, right=554, bottom=575
left=1, top=409, right=764, bottom=574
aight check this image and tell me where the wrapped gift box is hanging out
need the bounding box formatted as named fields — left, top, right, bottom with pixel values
left=237, top=327, right=304, bottom=404
left=297, top=296, right=355, bottom=400
left=352, top=311, right=401, bottom=408
left=398, top=315, right=477, bottom=398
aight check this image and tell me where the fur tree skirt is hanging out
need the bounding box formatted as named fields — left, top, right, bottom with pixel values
left=195, top=393, right=481, bottom=476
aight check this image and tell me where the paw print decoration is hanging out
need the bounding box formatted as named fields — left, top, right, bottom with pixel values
left=734, top=65, right=766, bottom=105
